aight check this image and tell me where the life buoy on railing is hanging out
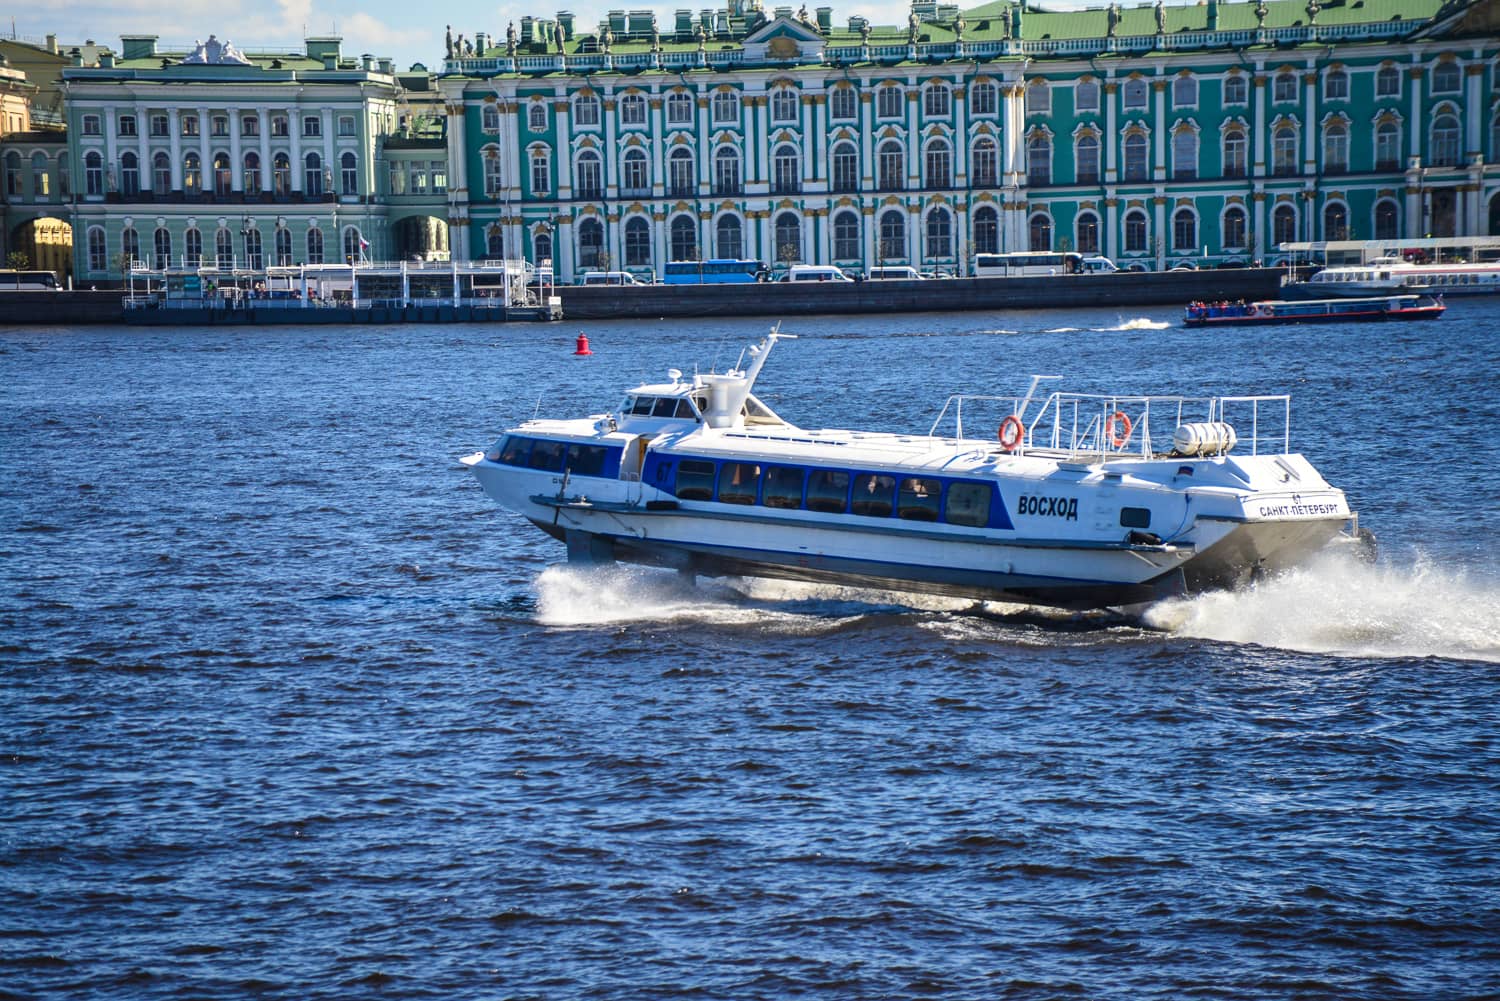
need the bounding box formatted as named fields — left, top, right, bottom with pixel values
left=998, top=415, right=1025, bottom=452
left=1106, top=410, right=1133, bottom=449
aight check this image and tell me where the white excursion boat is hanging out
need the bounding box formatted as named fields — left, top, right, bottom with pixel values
left=1279, top=237, right=1500, bottom=299
left=462, top=328, right=1370, bottom=611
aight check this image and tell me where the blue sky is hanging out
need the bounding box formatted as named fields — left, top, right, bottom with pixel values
left=16, top=0, right=1136, bottom=72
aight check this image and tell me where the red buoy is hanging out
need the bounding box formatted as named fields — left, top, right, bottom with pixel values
left=574, top=332, right=592, bottom=356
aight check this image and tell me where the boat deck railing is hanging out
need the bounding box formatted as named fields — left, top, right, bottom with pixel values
left=933, top=391, right=1292, bottom=460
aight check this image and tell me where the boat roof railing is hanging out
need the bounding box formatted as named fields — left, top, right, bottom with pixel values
left=932, top=390, right=1292, bottom=460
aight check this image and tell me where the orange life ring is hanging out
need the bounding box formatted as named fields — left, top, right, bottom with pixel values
left=1106, top=410, right=1133, bottom=448
left=998, top=415, right=1025, bottom=452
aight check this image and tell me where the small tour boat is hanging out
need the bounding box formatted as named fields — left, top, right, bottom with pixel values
left=1183, top=294, right=1444, bottom=327
left=462, top=328, right=1371, bottom=611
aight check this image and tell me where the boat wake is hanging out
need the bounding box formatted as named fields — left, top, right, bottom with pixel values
left=1099, top=317, right=1171, bottom=331
left=1145, top=552, right=1500, bottom=663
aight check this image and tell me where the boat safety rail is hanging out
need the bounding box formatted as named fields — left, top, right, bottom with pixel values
left=933, top=391, right=1292, bottom=459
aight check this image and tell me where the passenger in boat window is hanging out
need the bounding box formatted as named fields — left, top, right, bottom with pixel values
left=498, top=436, right=532, bottom=466
left=762, top=466, right=805, bottom=509
left=944, top=482, right=991, bottom=527
left=566, top=444, right=608, bottom=477
left=898, top=478, right=942, bottom=521
left=528, top=439, right=566, bottom=472
left=652, top=397, right=679, bottom=418
left=718, top=462, right=761, bottom=504
left=850, top=473, right=896, bottom=517
left=806, top=469, right=851, bottom=514
left=674, top=459, right=716, bottom=500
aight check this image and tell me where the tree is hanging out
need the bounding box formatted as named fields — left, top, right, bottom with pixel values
left=6, top=250, right=30, bottom=271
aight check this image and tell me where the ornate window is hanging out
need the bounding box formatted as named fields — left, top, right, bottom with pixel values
left=1123, top=132, right=1148, bottom=181
left=1075, top=135, right=1100, bottom=184
left=307, top=227, right=324, bottom=265
left=1076, top=79, right=1100, bottom=114
left=1272, top=126, right=1298, bottom=176
left=576, top=149, right=603, bottom=198
left=831, top=141, right=859, bottom=192
left=482, top=104, right=501, bottom=133
left=1025, top=80, right=1050, bottom=115
left=1077, top=211, right=1100, bottom=254
left=301, top=115, right=320, bottom=138
left=573, top=93, right=600, bottom=126
left=338, top=115, right=355, bottom=137
left=213, top=153, right=231, bottom=196
left=925, top=207, right=952, bottom=258
left=486, top=227, right=504, bottom=259
left=712, top=146, right=742, bottom=195
left=619, top=93, right=647, bottom=126
left=1323, top=121, right=1348, bottom=174
left=578, top=217, right=604, bottom=268
left=670, top=214, right=697, bottom=261
left=1123, top=78, right=1147, bottom=110
left=343, top=228, right=362, bottom=264
left=534, top=231, right=552, bottom=264
left=925, top=138, right=951, bottom=188
left=183, top=152, right=202, bottom=194
left=972, top=205, right=999, bottom=255
left=273, top=153, right=291, bottom=195
left=1374, top=199, right=1399, bottom=240
left=481, top=150, right=502, bottom=196
left=666, top=91, right=693, bottom=125
left=972, top=137, right=998, bottom=187
left=1430, top=113, right=1460, bottom=166
left=715, top=214, right=743, bottom=259
left=87, top=227, right=107, bottom=271
left=1274, top=72, right=1298, bottom=102
left=668, top=147, right=694, bottom=197
left=1323, top=68, right=1349, bottom=101
left=711, top=90, right=739, bottom=124
left=270, top=114, right=289, bottom=137
left=877, top=139, right=904, bottom=191
left=243, top=152, right=261, bottom=193
left=1223, top=128, right=1247, bottom=178
left=1376, top=121, right=1401, bottom=171
left=120, top=152, right=140, bottom=197
left=1172, top=208, right=1196, bottom=252
left=877, top=84, right=903, bottom=119
left=3, top=151, right=19, bottom=196
left=771, top=87, right=798, bottom=124
left=1028, top=213, right=1052, bottom=251
left=182, top=113, right=200, bottom=137
left=969, top=81, right=997, bottom=116
left=1223, top=206, right=1246, bottom=249
left=621, top=148, right=649, bottom=196
left=772, top=143, right=801, bottom=194
left=1431, top=59, right=1461, bottom=93
left=1124, top=209, right=1148, bottom=253
left=1273, top=203, right=1297, bottom=246
left=244, top=228, right=263, bottom=270
left=924, top=83, right=951, bottom=118
left=304, top=152, right=323, bottom=196
left=878, top=209, right=905, bottom=260
left=1172, top=75, right=1197, bottom=109
left=215, top=227, right=233, bottom=269
left=184, top=227, right=202, bottom=267
left=241, top=114, right=259, bottom=136
left=832, top=210, right=860, bottom=259
left=829, top=86, right=857, bottom=121
left=528, top=102, right=547, bottom=131
left=153, top=227, right=171, bottom=269
left=1224, top=73, right=1248, bottom=105
left=275, top=226, right=292, bottom=266
left=1171, top=128, right=1198, bottom=180
left=341, top=152, right=358, bottom=195
left=775, top=211, right=801, bottom=263
left=1026, top=133, right=1051, bottom=185
left=1323, top=202, right=1348, bottom=241
left=624, top=217, right=651, bottom=267
left=118, top=114, right=137, bottom=136
left=1376, top=66, right=1401, bottom=97
left=153, top=152, right=172, bottom=196
left=123, top=228, right=144, bottom=268
left=530, top=147, right=551, bottom=195
left=57, top=152, right=69, bottom=197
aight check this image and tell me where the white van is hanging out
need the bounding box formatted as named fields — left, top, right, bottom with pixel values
left=779, top=265, right=854, bottom=283
left=1080, top=256, right=1120, bottom=274
left=866, top=266, right=925, bottom=281
left=578, top=271, right=646, bottom=286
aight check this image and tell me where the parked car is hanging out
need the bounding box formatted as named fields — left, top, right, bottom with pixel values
left=779, top=265, right=854, bottom=283
left=1079, top=256, right=1120, bottom=274
left=867, top=266, right=925, bottom=281
left=577, top=271, right=647, bottom=286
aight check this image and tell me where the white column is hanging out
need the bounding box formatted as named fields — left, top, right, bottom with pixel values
left=1104, top=82, right=1118, bottom=182
left=651, top=93, right=666, bottom=197
left=1152, top=80, right=1166, bottom=182
left=136, top=104, right=149, bottom=189
left=1302, top=68, right=1317, bottom=175
left=258, top=110, right=272, bottom=193
left=229, top=107, right=243, bottom=191
left=697, top=94, right=711, bottom=188
left=290, top=109, right=304, bottom=193
left=168, top=108, right=183, bottom=190
left=1252, top=73, right=1267, bottom=179
left=322, top=108, right=335, bottom=190
left=197, top=106, right=211, bottom=196
left=1464, top=64, right=1482, bottom=159
left=906, top=81, right=920, bottom=187
left=1408, top=65, right=1422, bottom=161
left=860, top=92, right=874, bottom=187
left=953, top=83, right=967, bottom=187
left=603, top=89, right=619, bottom=193
left=556, top=91, right=573, bottom=197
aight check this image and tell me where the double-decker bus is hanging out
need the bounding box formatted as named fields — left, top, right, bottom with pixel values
left=973, top=252, right=1084, bottom=278
left=662, top=259, right=769, bottom=284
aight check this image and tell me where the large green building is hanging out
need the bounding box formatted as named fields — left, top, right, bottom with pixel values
left=435, top=0, right=1500, bottom=280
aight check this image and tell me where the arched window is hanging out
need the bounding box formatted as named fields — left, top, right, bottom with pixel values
left=1323, top=121, right=1348, bottom=173
left=1273, top=203, right=1297, bottom=246
left=486, top=227, right=504, bottom=259
left=28, top=152, right=49, bottom=197
left=122, top=227, right=141, bottom=267
left=1374, top=199, right=1399, bottom=240
left=215, top=227, right=234, bottom=268
left=1075, top=135, right=1100, bottom=184
left=57, top=152, right=69, bottom=196
left=275, top=226, right=292, bottom=266
left=624, top=216, right=651, bottom=267
left=341, top=152, right=358, bottom=196
left=972, top=205, right=999, bottom=255
left=1376, top=66, right=1401, bottom=97
left=771, top=87, right=798, bottom=123
left=1028, top=213, right=1052, bottom=251
left=924, top=82, right=951, bottom=118
left=183, top=152, right=202, bottom=194
left=1025, top=80, right=1050, bottom=115
left=972, top=137, right=998, bottom=187
left=1323, top=68, right=1349, bottom=100
left=1273, top=71, right=1298, bottom=102
left=1224, top=74, right=1248, bottom=104
left=670, top=215, right=697, bottom=261
left=1272, top=126, right=1298, bottom=175
left=831, top=140, right=858, bottom=192
left=1026, top=133, right=1051, bottom=185
left=153, top=227, right=172, bottom=269
left=342, top=228, right=361, bottom=264
left=668, top=147, right=694, bottom=197
left=877, top=84, right=903, bottom=119
left=120, top=152, right=140, bottom=197
left=715, top=214, right=743, bottom=260
left=1172, top=208, right=1196, bottom=252
left=925, top=137, right=951, bottom=188
left=772, top=143, right=800, bottom=194
left=832, top=210, right=860, bottom=260
left=1171, top=129, right=1198, bottom=180
left=925, top=207, right=952, bottom=258
left=482, top=103, right=500, bottom=133
left=577, top=217, right=604, bottom=268
left=711, top=90, right=739, bottom=124
left=153, top=152, right=172, bottom=195
left=529, top=147, right=551, bottom=195
left=1376, top=121, right=1401, bottom=171
left=243, top=151, right=261, bottom=192
left=1172, top=75, right=1197, bottom=109
left=304, top=152, right=323, bottom=195
left=273, top=153, right=291, bottom=195
left=1076, top=211, right=1100, bottom=254
left=829, top=86, right=857, bottom=121
left=1124, top=209, right=1148, bottom=253
left=573, top=93, right=600, bottom=126
left=1430, top=114, right=1460, bottom=167
left=878, top=210, right=906, bottom=260
left=244, top=228, right=263, bottom=270
left=4, top=151, right=22, bottom=196
left=1123, top=133, right=1148, bottom=181
left=877, top=139, right=904, bottom=191
left=213, top=152, right=231, bottom=196
left=1223, top=128, right=1247, bottom=178
left=1322, top=203, right=1348, bottom=241
left=184, top=227, right=202, bottom=267
left=87, top=227, right=108, bottom=271
left=1076, top=79, right=1100, bottom=114
left=970, top=81, right=998, bottom=116
left=484, top=148, right=504, bottom=196
left=1223, top=206, right=1247, bottom=249
left=619, top=93, right=647, bottom=126
left=534, top=230, right=552, bottom=264
left=774, top=211, right=801, bottom=264
left=621, top=147, right=649, bottom=196
left=576, top=149, right=603, bottom=198
left=307, top=227, right=324, bottom=265
left=713, top=146, right=741, bottom=195
left=1431, top=60, right=1461, bottom=93
left=528, top=102, right=547, bottom=131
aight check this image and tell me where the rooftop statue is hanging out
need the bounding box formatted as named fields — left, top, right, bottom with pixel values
left=182, top=34, right=253, bottom=65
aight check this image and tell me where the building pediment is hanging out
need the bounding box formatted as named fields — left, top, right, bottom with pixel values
left=741, top=15, right=824, bottom=64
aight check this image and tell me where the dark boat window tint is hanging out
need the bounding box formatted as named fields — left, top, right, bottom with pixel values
left=631, top=397, right=656, bottom=415
left=1120, top=506, right=1151, bottom=529
left=806, top=469, right=850, bottom=514
left=528, top=439, right=566, bottom=472
left=652, top=397, right=679, bottom=418
left=944, top=482, right=991, bottom=527
left=718, top=462, right=761, bottom=505
left=762, top=466, right=804, bottom=509
left=850, top=473, right=896, bottom=517
left=673, top=398, right=697, bottom=420
left=497, top=436, right=532, bottom=466
left=898, top=477, right=942, bottom=521
left=566, top=444, right=608, bottom=477
left=674, top=459, right=716, bottom=500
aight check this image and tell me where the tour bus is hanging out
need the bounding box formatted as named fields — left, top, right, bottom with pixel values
left=973, top=252, right=1084, bottom=277
left=0, top=269, right=60, bottom=290
left=662, top=259, right=769, bottom=284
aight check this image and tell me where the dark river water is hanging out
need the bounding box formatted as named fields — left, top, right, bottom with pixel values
left=4, top=302, right=1499, bottom=999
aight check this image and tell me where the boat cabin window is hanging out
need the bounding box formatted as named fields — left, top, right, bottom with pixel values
left=742, top=396, right=782, bottom=426
left=528, top=439, right=567, bottom=471
left=674, top=459, right=716, bottom=500
left=717, top=462, right=761, bottom=505
left=495, top=435, right=622, bottom=477
left=628, top=396, right=654, bottom=415
left=944, top=482, right=991, bottom=527
left=806, top=470, right=850, bottom=514
left=851, top=473, right=896, bottom=517
left=1120, top=506, right=1151, bottom=529
left=498, top=435, right=532, bottom=466
left=898, top=478, right=942, bottom=521
left=762, top=466, right=805, bottom=509
left=651, top=397, right=679, bottom=418
left=566, top=444, right=611, bottom=477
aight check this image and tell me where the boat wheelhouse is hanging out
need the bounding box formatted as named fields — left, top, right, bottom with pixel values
left=462, top=328, right=1369, bottom=611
